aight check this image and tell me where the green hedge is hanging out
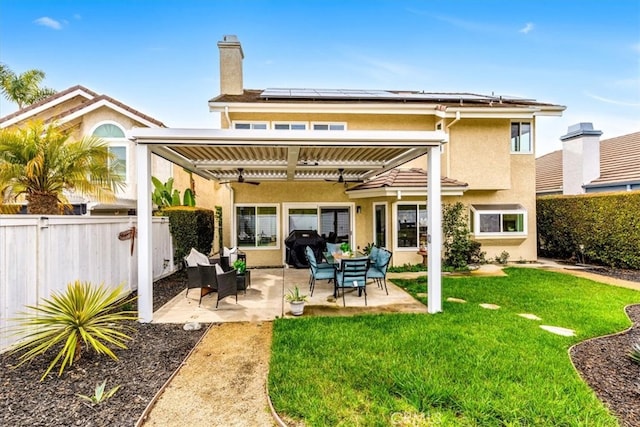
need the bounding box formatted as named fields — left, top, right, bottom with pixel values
left=161, top=206, right=215, bottom=263
left=537, top=192, right=640, bottom=269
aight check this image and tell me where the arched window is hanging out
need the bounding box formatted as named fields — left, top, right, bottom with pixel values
left=91, top=122, right=127, bottom=179
left=92, top=123, right=125, bottom=138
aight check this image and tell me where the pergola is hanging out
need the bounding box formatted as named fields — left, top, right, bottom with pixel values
left=128, top=128, right=448, bottom=322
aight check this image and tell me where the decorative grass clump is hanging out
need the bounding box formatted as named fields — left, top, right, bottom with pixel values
left=269, top=268, right=640, bottom=426
left=9, top=280, right=137, bottom=380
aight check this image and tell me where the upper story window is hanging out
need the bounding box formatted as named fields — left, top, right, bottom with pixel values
left=470, top=204, right=527, bottom=237
left=312, top=122, right=346, bottom=131
left=274, top=123, right=307, bottom=130
left=511, top=122, right=532, bottom=153
left=93, top=123, right=126, bottom=138
left=108, top=146, right=127, bottom=178
left=234, top=122, right=268, bottom=130
left=92, top=122, right=127, bottom=179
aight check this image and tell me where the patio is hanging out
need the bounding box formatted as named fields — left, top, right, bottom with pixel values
left=152, top=267, right=426, bottom=323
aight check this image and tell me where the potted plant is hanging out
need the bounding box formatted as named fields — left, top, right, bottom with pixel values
left=340, top=242, right=352, bottom=257
left=285, top=286, right=308, bottom=316
left=233, top=259, right=250, bottom=291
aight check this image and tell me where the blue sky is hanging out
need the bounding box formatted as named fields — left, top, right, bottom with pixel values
left=1, top=0, right=638, bottom=156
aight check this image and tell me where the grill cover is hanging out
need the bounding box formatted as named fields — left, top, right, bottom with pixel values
left=285, top=230, right=326, bottom=268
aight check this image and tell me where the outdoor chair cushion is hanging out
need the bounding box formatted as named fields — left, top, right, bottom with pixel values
left=185, top=248, right=210, bottom=267
left=325, top=242, right=341, bottom=255
left=223, top=246, right=238, bottom=264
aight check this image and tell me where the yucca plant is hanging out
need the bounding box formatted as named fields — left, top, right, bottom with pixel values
left=9, top=280, right=137, bottom=380
left=630, top=342, right=640, bottom=365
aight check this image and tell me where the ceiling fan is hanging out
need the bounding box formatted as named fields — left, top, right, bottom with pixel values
left=219, top=168, right=260, bottom=185
left=324, top=168, right=363, bottom=186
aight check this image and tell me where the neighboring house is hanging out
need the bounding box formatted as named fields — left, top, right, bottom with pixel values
left=536, top=123, right=640, bottom=195
left=0, top=85, right=172, bottom=214
left=131, top=35, right=565, bottom=269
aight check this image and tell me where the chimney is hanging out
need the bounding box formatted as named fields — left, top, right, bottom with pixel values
left=560, top=122, right=602, bottom=195
left=217, top=35, right=244, bottom=95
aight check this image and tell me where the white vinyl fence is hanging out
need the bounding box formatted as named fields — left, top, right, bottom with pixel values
left=0, top=215, right=175, bottom=352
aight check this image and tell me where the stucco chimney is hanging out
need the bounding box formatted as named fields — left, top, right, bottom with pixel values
left=560, top=122, right=602, bottom=195
left=217, top=35, right=244, bottom=95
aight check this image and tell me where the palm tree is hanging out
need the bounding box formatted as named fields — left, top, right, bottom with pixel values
left=0, top=63, right=56, bottom=109
left=0, top=120, right=125, bottom=214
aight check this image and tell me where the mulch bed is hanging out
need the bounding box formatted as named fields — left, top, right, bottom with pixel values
left=1, top=266, right=639, bottom=426
left=0, top=270, right=209, bottom=427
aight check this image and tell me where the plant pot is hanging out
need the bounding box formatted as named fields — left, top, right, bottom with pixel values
left=289, top=301, right=305, bottom=316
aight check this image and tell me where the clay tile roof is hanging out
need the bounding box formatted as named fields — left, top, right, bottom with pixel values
left=589, top=131, right=640, bottom=185
left=1, top=85, right=165, bottom=128
left=47, top=94, right=165, bottom=127
left=536, top=131, right=640, bottom=192
left=348, top=168, right=468, bottom=191
left=0, top=85, right=99, bottom=124
left=535, top=150, right=563, bottom=193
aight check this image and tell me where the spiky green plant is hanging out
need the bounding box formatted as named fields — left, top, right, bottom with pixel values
left=76, top=380, right=121, bottom=405
left=630, top=342, right=640, bottom=365
left=9, top=280, right=137, bottom=380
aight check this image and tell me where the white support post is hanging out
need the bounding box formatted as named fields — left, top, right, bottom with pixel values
left=427, top=145, right=442, bottom=313
left=136, top=144, right=153, bottom=322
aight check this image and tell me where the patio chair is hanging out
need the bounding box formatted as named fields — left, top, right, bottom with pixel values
left=305, top=245, right=334, bottom=296
left=367, top=248, right=392, bottom=295
left=184, top=248, right=221, bottom=303
left=212, top=267, right=238, bottom=308
left=334, top=257, right=370, bottom=306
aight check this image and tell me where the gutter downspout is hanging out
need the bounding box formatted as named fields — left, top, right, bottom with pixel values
left=444, top=111, right=461, bottom=179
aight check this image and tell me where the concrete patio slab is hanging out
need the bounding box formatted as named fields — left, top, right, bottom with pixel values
left=152, top=267, right=426, bottom=323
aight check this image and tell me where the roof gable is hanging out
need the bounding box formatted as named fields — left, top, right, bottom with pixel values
left=0, top=85, right=165, bottom=129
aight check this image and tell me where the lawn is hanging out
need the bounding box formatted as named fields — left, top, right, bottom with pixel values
left=268, top=267, right=640, bottom=426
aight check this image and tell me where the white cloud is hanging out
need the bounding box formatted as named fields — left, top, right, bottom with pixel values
left=33, top=17, right=63, bottom=30
left=584, top=91, right=640, bottom=107
left=74, top=14, right=82, bottom=20
left=519, top=23, right=534, bottom=34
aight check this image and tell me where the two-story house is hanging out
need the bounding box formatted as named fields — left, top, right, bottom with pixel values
left=0, top=85, right=172, bottom=214
left=129, top=34, right=564, bottom=319
left=204, top=35, right=564, bottom=266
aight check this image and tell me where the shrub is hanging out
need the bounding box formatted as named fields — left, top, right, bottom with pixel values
left=537, top=192, right=640, bottom=269
left=162, top=206, right=215, bottom=262
left=9, top=281, right=137, bottom=380
left=495, top=251, right=510, bottom=264
left=442, top=202, right=484, bottom=269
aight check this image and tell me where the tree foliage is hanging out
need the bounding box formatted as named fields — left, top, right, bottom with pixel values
left=0, top=120, right=125, bottom=214
left=151, top=176, right=196, bottom=210
left=442, top=202, right=485, bottom=269
left=0, top=63, right=56, bottom=109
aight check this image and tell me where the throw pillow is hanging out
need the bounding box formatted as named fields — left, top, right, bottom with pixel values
left=215, top=263, right=225, bottom=275
left=185, top=248, right=210, bottom=267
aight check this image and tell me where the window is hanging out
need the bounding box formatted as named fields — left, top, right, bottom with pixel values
left=470, top=204, right=527, bottom=236
left=234, top=122, right=268, bottom=130
left=273, top=123, right=307, bottom=130
left=93, top=123, right=125, bottom=138
left=108, top=146, right=127, bottom=179
left=312, top=122, right=346, bottom=131
left=396, top=204, right=427, bottom=248
left=511, top=122, right=532, bottom=153
left=236, top=205, right=278, bottom=248
left=92, top=123, right=127, bottom=179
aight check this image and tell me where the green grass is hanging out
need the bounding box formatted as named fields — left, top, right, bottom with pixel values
left=268, top=268, right=640, bottom=426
